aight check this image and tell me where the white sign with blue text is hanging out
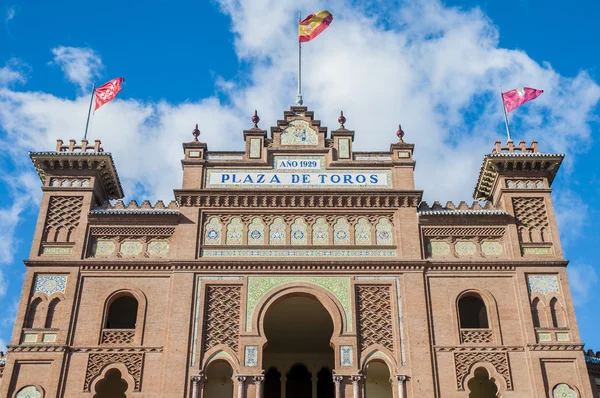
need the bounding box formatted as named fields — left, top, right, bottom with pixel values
left=205, top=156, right=392, bottom=189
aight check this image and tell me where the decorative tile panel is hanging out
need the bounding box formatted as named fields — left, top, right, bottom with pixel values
left=204, top=217, right=223, bottom=245
left=244, top=346, right=258, bottom=367
left=375, top=218, right=393, bottom=245
left=481, top=241, right=503, bottom=256
left=249, top=138, right=262, bottom=159
left=281, top=120, right=318, bottom=145
left=556, top=332, right=570, bottom=342
left=537, top=332, right=552, bottom=342
left=203, top=249, right=396, bottom=258
left=147, top=240, right=169, bottom=256
left=429, top=241, right=451, bottom=256
left=333, top=218, right=351, bottom=245
left=42, top=333, right=57, bottom=343
left=269, top=218, right=286, bottom=245
left=522, top=247, right=553, bottom=255
left=247, top=218, right=265, bottom=245
left=94, top=240, right=116, bottom=256
left=120, top=241, right=143, bottom=256
left=42, top=246, right=73, bottom=255
left=527, top=275, right=559, bottom=296
left=23, top=334, right=37, bottom=343
left=291, top=218, right=308, bottom=245
left=455, top=241, right=477, bottom=256
left=246, top=276, right=352, bottom=332
left=226, top=217, right=244, bottom=245
left=338, top=138, right=350, bottom=159
left=312, top=217, right=329, bottom=245
left=355, top=218, right=372, bottom=245
left=34, top=275, right=67, bottom=295
left=552, top=383, right=577, bottom=398
left=340, top=345, right=353, bottom=366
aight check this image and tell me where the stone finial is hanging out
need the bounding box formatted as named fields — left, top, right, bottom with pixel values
left=192, top=124, right=200, bottom=141
left=396, top=124, right=405, bottom=142
left=338, top=111, right=346, bottom=129
left=252, top=110, right=260, bottom=128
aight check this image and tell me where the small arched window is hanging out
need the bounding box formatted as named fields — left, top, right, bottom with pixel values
left=105, top=296, right=138, bottom=329
left=459, top=295, right=489, bottom=329
left=45, top=298, right=61, bottom=328
left=25, top=298, right=42, bottom=328
left=531, top=298, right=542, bottom=328
left=550, top=298, right=566, bottom=328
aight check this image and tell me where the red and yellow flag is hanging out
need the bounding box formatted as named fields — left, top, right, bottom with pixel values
left=299, top=10, right=333, bottom=43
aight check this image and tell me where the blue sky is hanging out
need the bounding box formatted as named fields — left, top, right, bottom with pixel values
left=0, top=0, right=598, bottom=351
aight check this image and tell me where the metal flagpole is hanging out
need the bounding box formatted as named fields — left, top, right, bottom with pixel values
left=296, top=11, right=303, bottom=105
left=84, top=83, right=96, bottom=140
left=499, top=85, right=512, bottom=142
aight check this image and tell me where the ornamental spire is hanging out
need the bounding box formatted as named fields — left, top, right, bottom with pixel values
left=396, top=124, right=405, bottom=142
left=252, top=110, right=260, bottom=128
left=338, top=111, right=346, bottom=129
left=192, top=124, right=200, bottom=141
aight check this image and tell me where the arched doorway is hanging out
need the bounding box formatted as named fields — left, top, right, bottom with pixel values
left=204, top=361, right=234, bottom=398
left=468, top=367, right=498, bottom=398
left=263, top=296, right=335, bottom=398
left=93, top=368, right=128, bottom=398
left=364, top=361, right=392, bottom=398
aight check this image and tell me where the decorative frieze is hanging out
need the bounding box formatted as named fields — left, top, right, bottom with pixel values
left=34, top=275, right=67, bottom=295
left=340, top=345, right=353, bottom=367
left=85, top=352, right=143, bottom=391
left=101, top=329, right=135, bottom=345
left=454, top=351, right=512, bottom=390
left=460, top=329, right=493, bottom=344
left=506, top=179, right=544, bottom=189
left=50, top=178, right=90, bottom=188
left=202, top=249, right=397, bottom=258
left=89, top=238, right=170, bottom=258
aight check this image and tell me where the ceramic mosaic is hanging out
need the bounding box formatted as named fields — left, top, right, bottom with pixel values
left=333, top=218, right=351, bottom=245
left=203, top=249, right=397, bottom=258
left=42, top=333, right=57, bottom=343
left=147, top=241, right=169, bottom=256
left=376, top=218, right=393, bottom=245
left=522, top=247, right=553, bottom=256
left=35, top=275, right=67, bottom=295
left=42, top=246, right=73, bottom=255
left=246, top=276, right=352, bottom=332
left=270, top=218, right=286, bottom=245
left=455, top=241, right=477, bottom=256
left=552, top=383, right=577, bottom=398
left=355, top=218, right=372, bottom=245
left=537, top=332, right=552, bottom=342
left=338, top=138, right=350, bottom=159
left=281, top=120, right=318, bottom=145
left=312, top=217, right=329, bottom=245
left=340, top=345, right=353, bottom=366
left=23, top=334, right=37, bottom=343
left=247, top=218, right=265, bottom=245
left=291, top=218, right=308, bottom=245
left=204, top=218, right=223, bottom=245
left=226, top=217, right=244, bottom=245
left=94, top=240, right=116, bottom=256
left=556, top=332, right=570, bottom=342
left=120, top=241, right=143, bottom=256
left=481, top=241, right=503, bottom=256
left=429, top=241, right=451, bottom=256
left=244, top=346, right=258, bottom=367
left=527, top=275, right=560, bottom=296
left=249, top=138, right=262, bottom=159
left=15, top=386, right=41, bottom=398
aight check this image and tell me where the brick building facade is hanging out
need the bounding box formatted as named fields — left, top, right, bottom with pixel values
left=0, top=106, right=593, bottom=397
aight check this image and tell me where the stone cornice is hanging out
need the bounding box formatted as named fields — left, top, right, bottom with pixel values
left=7, top=345, right=163, bottom=353
left=527, top=344, right=584, bottom=351
left=174, top=190, right=423, bottom=208
left=435, top=346, right=525, bottom=352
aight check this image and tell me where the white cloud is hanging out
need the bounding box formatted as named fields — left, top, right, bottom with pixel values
left=0, top=201, right=25, bottom=265
left=50, top=46, right=103, bottom=91
left=5, top=6, right=15, bottom=23
left=553, top=189, right=588, bottom=246
left=0, top=58, right=28, bottom=86
left=567, top=263, right=599, bottom=306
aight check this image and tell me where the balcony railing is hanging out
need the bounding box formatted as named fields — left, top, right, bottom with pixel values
left=460, top=328, right=493, bottom=344
left=101, top=329, right=135, bottom=345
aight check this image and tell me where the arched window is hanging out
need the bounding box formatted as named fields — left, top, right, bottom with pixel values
left=25, top=298, right=42, bottom=328
left=459, top=295, right=489, bottom=329
left=105, top=296, right=138, bottom=329
left=531, top=298, right=543, bottom=328
left=45, top=298, right=61, bottom=328
left=550, top=298, right=566, bottom=328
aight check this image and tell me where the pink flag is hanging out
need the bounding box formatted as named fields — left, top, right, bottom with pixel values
left=502, top=87, right=543, bottom=113
left=94, top=77, right=124, bottom=111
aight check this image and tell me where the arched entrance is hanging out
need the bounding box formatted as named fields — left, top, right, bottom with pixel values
left=468, top=367, right=499, bottom=398
left=204, top=361, right=234, bottom=398
left=93, top=368, right=128, bottom=398
left=263, top=296, right=335, bottom=398
left=364, top=361, right=393, bottom=398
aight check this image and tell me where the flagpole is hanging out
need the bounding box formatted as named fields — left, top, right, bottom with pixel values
left=84, top=83, right=96, bottom=140
left=499, top=85, right=512, bottom=142
left=296, top=11, right=303, bottom=105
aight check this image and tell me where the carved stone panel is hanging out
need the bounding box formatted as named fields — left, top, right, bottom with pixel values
left=356, top=285, right=394, bottom=352
left=203, top=285, right=241, bottom=352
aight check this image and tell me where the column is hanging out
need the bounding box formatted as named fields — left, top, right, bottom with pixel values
left=191, top=374, right=204, bottom=398
left=396, top=375, right=407, bottom=398
left=254, top=375, right=265, bottom=398
left=281, top=375, right=287, bottom=398
left=351, top=375, right=362, bottom=398
left=333, top=375, right=343, bottom=398
left=237, top=376, right=246, bottom=398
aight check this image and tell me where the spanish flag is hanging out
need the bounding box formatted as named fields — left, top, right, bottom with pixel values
left=299, top=10, right=333, bottom=43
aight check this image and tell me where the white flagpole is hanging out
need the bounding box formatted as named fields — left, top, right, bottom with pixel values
left=84, top=83, right=96, bottom=140
left=499, top=86, right=512, bottom=142
left=296, top=11, right=303, bottom=105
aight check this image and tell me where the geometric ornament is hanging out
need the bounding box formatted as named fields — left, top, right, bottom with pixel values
left=527, top=275, right=559, bottom=296
left=34, top=275, right=67, bottom=295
